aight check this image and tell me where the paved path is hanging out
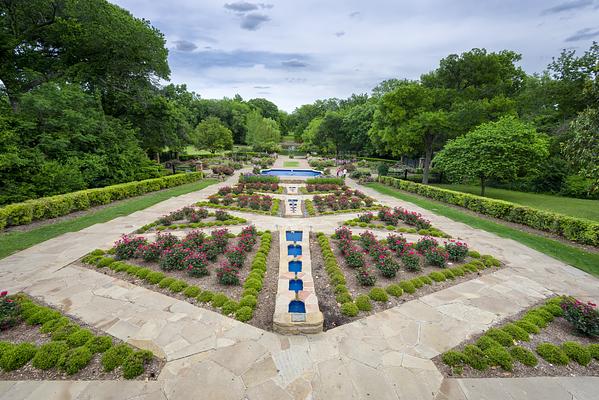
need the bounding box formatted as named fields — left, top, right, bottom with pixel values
left=1, top=160, right=598, bottom=400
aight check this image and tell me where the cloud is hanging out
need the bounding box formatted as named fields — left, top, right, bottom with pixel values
left=349, top=11, right=361, bottom=18
left=173, top=40, right=197, bottom=51
left=254, top=85, right=271, bottom=89
left=241, top=13, right=270, bottom=30
left=282, top=59, right=309, bottom=68
left=565, top=27, right=599, bottom=41
left=224, top=2, right=258, bottom=12
left=335, top=31, right=345, bottom=37
left=542, top=0, right=594, bottom=15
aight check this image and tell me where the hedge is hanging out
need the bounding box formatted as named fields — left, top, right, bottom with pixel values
left=0, top=172, right=204, bottom=229
left=378, top=176, right=599, bottom=247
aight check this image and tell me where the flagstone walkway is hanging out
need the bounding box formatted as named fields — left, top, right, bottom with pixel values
left=0, top=160, right=598, bottom=400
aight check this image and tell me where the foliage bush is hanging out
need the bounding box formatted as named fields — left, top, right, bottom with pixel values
left=368, top=288, right=389, bottom=302
left=58, top=346, right=93, bottom=375
left=484, top=346, right=513, bottom=371
left=86, top=336, right=113, bottom=353
left=536, top=343, right=569, bottom=365
left=0, top=342, right=37, bottom=371
left=0, top=173, right=205, bottom=230
left=509, top=346, right=538, bottom=367
left=235, top=306, right=253, bottom=321
left=122, top=350, right=153, bottom=379
left=501, top=323, right=530, bottom=342
left=561, top=341, right=592, bottom=366
left=355, top=295, right=372, bottom=311
left=102, top=344, right=134, bottom=372
left=475, top=336, right=502, bottom=351
left=67, top=328, right=94, bottom=347
left=183, top=286, right=201, bottom=298
left=560, top=297, right=599, bottom=337
left=378, top=176, right=599, bottom=246
left=442, top=350, right=465, bottom=367
left=211, top=293, right=229, bottom=308
left=340, top=302, right=359, bottom=317
left=32, top=341, right=70, bottom=370
left=463, top=344, right=488, bottom=370
left=398, top=280, right=416, bottom=294
left=386, top=284, right=403, bottom=297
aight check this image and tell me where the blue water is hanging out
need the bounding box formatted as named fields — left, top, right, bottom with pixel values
left=288, top=300, right=306, bottom=313
left=288, top=244, right=302, bottom=256
left=261, top=169, right=322, bottom=177
left=289, top=279, right=303, bottom=292
left=288, top=260, right=302, bottom=273
left=286, top=231, right=303, bottom=242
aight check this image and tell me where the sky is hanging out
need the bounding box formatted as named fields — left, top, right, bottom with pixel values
left=110, top=0, right=599, bottom=112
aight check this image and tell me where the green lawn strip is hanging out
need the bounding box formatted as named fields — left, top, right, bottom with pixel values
left=0, top=179, right=218, bottom=260
left=367, top=183, right=599, bottom=277
left=432, top=184, right=599, bottom=222
left=283, top=161, right=300, bottom=167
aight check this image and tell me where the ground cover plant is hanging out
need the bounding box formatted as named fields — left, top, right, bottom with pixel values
left=198, top=193, right=281, bottom=216
left=306, top=189, right=379, bottom=215
left=136, top=206, right=247, bottom=233
left=80, top=227, right=275, bottom=327
left=436, top=296, right=599, bottom=378
left=342, top=207, right=450, bottom=238
left=312, top=228, right=502, bottom=323
left=0, top=292, right=161, bottom=380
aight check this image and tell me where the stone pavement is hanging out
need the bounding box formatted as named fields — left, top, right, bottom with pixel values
left=1, top=157, right=598, bottom=400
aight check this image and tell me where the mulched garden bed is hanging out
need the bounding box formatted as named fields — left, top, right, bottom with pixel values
left=433, top=297, right=599, bottom=378
left=78, top=229, right=279, bottom=332
left=309, top=229, right=503, bottom=329
left=0, top=295, right=163, bottom=380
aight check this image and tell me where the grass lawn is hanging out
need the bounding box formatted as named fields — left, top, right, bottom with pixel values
left=0, top=179, right=218, bottom=260
left=367, top=183, right=599, bottom=278
left=283, top=161, right=300, bottom=167
left=433, top=184, right=599, bottom=222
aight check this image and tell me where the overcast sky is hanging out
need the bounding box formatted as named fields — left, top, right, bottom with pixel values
left=111, top=0, right=599, bottom=112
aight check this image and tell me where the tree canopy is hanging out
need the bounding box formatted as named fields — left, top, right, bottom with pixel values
left=192, top=117, right=233, bottom=153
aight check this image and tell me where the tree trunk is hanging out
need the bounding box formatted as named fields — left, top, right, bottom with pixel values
left=480, top=177, right=486, bottom=196
left=422, top=134, right=434, bottom=184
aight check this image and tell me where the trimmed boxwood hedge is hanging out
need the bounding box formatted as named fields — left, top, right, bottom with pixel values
left=378, top=176, right=599, bottom=246
left=0, top=172, right=204, bottom=229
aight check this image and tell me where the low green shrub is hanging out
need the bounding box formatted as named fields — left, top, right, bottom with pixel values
left=158, top=277, right=176, bottom=289
left=475, top=336, right=502, bottom=351
left=58, top=346, right=93, bottom=375
left=501, top=323, right=530, bottom=342
left=183, top=286, right=201, bottom=298
left=32, top=341, right=70, bottom=370
left=235, top=306, right=253, bottom=321
left=398, top=280, right=416, bottom=294
left=52, top=322, right=80, bottom=341
left=561, top=342, right=592, bottom=366
left=385, top=284, right=403, bottom=297
left=134, top=268, right=151, bottom=279
left=336, top=292, right=353, bottom=304
left=418, top=275, right=433, bottom=285
left=340, top=302, right=359, bottom=317
left=67, top=329, right=94, bottom=347
left=588, top=343, right=599, bottom=359
left=484, top=346, right=513, bottom=371
left=468, top=250, right=481, bottom=258
left=509, top=346, right=538, bottom=367
left=102, top=344, right=133, bottom=372
left=145, top=271, right=166, bottom=284
left=197, top=291, right=214, bottom=303
left=221, top=300, right=239, bottom=315
left=463, top=344, right=488, bottom=370
left=0, top=342, right=37, bottom=371
left=85, top=336, right=113, bottom=353
left=536, top=343, right=569, bottom=365
left=484, top=328, right=514, bottom=347
left=239, top=295, right=257, bottom=309
left=442, top=350, right=465, bottom=367
left=355, top=295, right=372, bottom=311
left=514, top=320, right=540, bottom=335
left=168, top=280, right=188, bottom=293
left=334, top=284, right=349, bottom=294
left=429, top=271, right=446, bottom=282
left=40, top=317, right=69, bottom=334
left=122, top=350, right=153, bottom=379
left=211, top=293, right=229, bottom=308
left=368, top=288, right=388, bottom=302
left=410, top=277, right=424, bottom=289
left=541, top=303, right=564, bottom=317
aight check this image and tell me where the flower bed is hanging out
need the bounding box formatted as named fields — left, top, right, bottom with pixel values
left=311, top=228, right=502, bottom=323
left=80, top=227, right=277, bottom=329
left=342, top=207, right=450, bottom=238
left=218, top=182, right=283, bottom=195
left=300, top=183, right=347, bottom=194
left=309, top=190, right=379, bottom=215
left=198, top=194, right=280, bottom=216
left=136, top=206, right=247, bottom=233
left=0, top=292, right=162, bottom=380
left=436, top=296, right=599, bottom=378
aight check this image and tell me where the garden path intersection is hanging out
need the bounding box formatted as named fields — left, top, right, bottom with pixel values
left=1, top=160, right=598, bottom=400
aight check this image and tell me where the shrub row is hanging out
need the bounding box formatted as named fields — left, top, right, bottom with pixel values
left=0, top=294, right=153, bottom=378
left=306, top=177, right=345, bottom=185
left=83, top=231, right=272, bottom=323
left=136, top=217, right=247, bottom=233
left=0, top=172, right=205, bottom=229
left=196, top=200, right=280, bottom=216
left=318, top=206, right=381, bottom=216
left=343, top=219, right=449, bottom=238
left=305, top=200, right=316, bottom=216
left=378, top=176, right=599, bottom=246
left=440, top=297, right=599, bottom=374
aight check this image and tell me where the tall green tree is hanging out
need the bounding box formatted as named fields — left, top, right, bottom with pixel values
left=245, top=110, right=281, bottom=152
left=315, top=111, right=346, bottom=157
left=434, top=116, right=549, bottom=195
left=369, top=83, right=450, bottom=183
left=192, top=117, right=233, bottom=153
left=562, top=108, right=599, bottom=193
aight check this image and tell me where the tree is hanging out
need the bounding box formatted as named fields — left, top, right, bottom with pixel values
left=369, top=83, right=450, bottom=183
left=192, top=117, right=233, bottom=153
left=315, top=111, right=346, bottom=157
left=0, top=0, right=169, bottom=111
left=245, top=110, right=281, bottom=152
left=433, top=116, right=549, bottom=196
left=247, top=98, right=279, bottom=121
left=301, top=117, right=323, bottom=152
left=562, top=108, right=599, bottom=193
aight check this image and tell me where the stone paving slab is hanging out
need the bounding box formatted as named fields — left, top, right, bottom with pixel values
left=1, top=159, right=598, bottom=399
